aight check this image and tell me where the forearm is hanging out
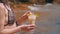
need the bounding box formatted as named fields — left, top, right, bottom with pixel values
left=0, top=26, right=21, bottom=34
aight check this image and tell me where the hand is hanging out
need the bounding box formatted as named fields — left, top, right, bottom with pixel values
left=17, top=11, right=31, bottom=24
left=20, top=25, right=35, bottom=32
left=20, top=11, right=31, bottom=20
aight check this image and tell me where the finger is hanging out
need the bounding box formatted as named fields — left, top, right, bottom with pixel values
left=28, top=27, right=35, bottom=32
left=30, top=25, right=37, bottom=28
left=28, top=27, right=35, bottom=29
left=29, top=25, right=36, bottom=27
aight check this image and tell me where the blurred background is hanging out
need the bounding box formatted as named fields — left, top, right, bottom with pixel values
left=5, top=0, right=60, bottom=34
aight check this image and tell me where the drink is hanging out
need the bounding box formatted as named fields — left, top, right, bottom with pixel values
left=28, top=13, right=36, bottom=25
